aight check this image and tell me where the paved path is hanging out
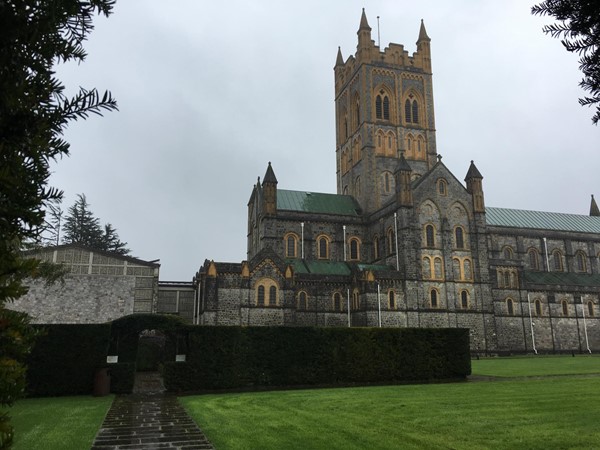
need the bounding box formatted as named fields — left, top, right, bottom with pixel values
left=92, top=373, right=214, bottom=450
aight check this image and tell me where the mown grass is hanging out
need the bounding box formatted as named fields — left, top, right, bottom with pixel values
left=181, top=356, right=600, bottom=450
left=471, top=354, right=600, bottom=377
left=2, top=395, right=114, bottom=450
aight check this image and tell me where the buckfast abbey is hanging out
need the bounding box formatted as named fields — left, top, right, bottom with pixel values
left=13, top=10, right=600, bottom=354
left=195, top=10, right=600, bottom=354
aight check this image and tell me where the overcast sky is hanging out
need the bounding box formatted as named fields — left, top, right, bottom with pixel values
left=51, top=0, right=599, bottom=280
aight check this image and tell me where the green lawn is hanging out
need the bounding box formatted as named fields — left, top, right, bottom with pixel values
left=3, top=395, right=114, bottom=450
left=471, top=354, right=600, bottom=377
left=181, top=356, right=600, bottom=450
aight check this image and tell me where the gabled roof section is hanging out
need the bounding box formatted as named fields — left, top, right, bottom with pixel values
left=412, top=157, right=468, bottom=193
left=524, top=271, right=600, bottom=288
left=290, top=260, right=352, bottom=276
left=277, top=189, right=362, bottom=216
left=486, top=207, right=600, bottom=234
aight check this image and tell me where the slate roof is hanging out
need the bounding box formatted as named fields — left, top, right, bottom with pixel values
left=289, top=260, right=351, bottom=275
left=486, top=207, right=600, bottom=234
left=277, top=190, right=362, bottom=216
left=524, top=271, right=600, bottom=288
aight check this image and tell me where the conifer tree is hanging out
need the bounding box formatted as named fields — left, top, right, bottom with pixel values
left=0, top=2, right=117, bottom=446
left=532, top=0, right=600, bottom=124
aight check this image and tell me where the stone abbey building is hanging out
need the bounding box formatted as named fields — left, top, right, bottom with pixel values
left=195, top=10, right=600, bottom=354
left=11, top=10, right=600, bottom=355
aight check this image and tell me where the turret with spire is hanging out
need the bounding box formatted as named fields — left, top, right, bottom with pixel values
left=465, top=161, right=485, bottom=213
left=262, top=162, right=278, bottom=216
left=590, top=194, right=600, bottom=216
left=416, top=19, right=432, bottom=73
left=356, top=8, right=373, bottom=62
left=395, top=153, right=413, bottom=207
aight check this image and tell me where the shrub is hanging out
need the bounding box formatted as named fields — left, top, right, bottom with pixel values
left=164, top=326, right=470, bottom=392
left=26, top=324, right=111, bottom=396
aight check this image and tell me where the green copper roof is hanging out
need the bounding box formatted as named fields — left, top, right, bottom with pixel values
left=524, top=271, right=600, bottom=287
left=289, top=260, right=351, bottom=275
left=357, top=263, right=395, bottom=272
left=486, top=207, right=600, bottom=234
left=277, top=189, right=361, bottom=216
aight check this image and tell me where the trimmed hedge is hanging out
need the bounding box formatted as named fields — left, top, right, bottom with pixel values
left=109, top=362, right=136, bottom=394
left=163, top=326, right=471, bottom=392
left=26, top=324, right=111, bottom=396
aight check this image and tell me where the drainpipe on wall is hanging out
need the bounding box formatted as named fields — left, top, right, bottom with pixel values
left=394, top=213, right=399, bottom=271
left=527, top=293, right=538, bottom=354
left=301, top=222, right=304, bottom=259
left=343, top=225, right=347, bottom=261
left=543, top=237, right=550, bottom=272
left=377, top=283, right=381, bottom=327
left=581, top=297, right=592, bottom=354
left=347, top=288, right=351, bottom=327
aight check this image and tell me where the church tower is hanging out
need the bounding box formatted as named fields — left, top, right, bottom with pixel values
left=334, top=10, right=437, bottom=213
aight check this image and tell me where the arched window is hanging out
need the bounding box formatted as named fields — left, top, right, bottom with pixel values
left=297, top=291, right=307, bottom=310
left=404, top=97, right=419, bottom=124
left=506, top=298, right=514, bottom=316
left=535, top=299, right=542, bottom=316
left=561, top=300, right=568, bottom=316
left=255, top=278, right=279, bottom=307
left=416, top=135, right=426, bottom=160
left=349, top=237, right=360, bottom=261
left=503, top=247, right=514, bottom=259
left=576, top=251, right=587, bottom=272
left=430, top=289, right=438, bottom=308
left=352, top=290, right=360, bottom=310
left=284, top=233, right=298, bottom=258
left=375, top=91, right=390, bottom=120
left=405, top=134, right=414, bottom=158
left=343, top=116, right=348, bottom=141
left=355, top=176, right=361, bottom=197
left=425, top=224, right=435, bottom=247
left=373, top=235, right=380, bottom=260
left=453, top=258, right=461, bottom=280
left=257, top=285, right=265, bottom=306
left=412, top=100, right=419, bottom=123
left=510, top=271, right=518, bottom=288
left=504, top=272, right=510, bottom=288
left=333, top=292, right=342, bottom=312
left=386, top=131, right=396, bottom=157
left=383, top=95, right=390, bottom=120
left=587, top=301, right=594, bottom=317
left=353, top=95, right=360, bottom=130
left=388, top=290, right=396, bottom=309
left=387, top=228, right=395, bottom=255
left=383, top=172, right=392, bottom=194
left=460, top=290, right=468, bottom=309
left=353, top=139, right=362, bottom=163
left=438, top=179, right=447, bottom=196
left=528, top=248, right=540, bottom=271
left=375, top=129, right=385, bottom=155
left=423, top=257, right=432, bottom=280
left=552, top=250, right=563, bottom=271
left=317, top=235, right=330, bottom=259
left=434, top=257, right=444, bottom=280
left=455, top=227, right=464, bottom=249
